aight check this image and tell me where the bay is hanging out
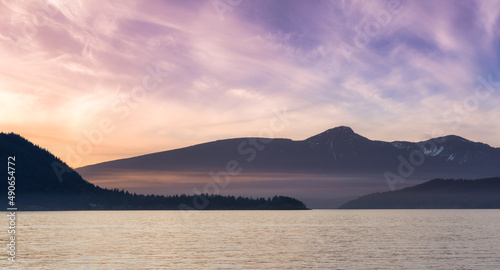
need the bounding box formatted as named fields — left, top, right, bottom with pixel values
left=2, top=210, right=500, bottom=269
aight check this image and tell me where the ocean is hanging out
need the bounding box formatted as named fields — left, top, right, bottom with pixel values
left=2, top=210, right=500, bottom=269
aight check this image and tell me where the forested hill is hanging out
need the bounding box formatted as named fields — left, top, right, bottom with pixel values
left=0, top=132, right=308, bottom=210
left=340, top=178, right=500, bottom=209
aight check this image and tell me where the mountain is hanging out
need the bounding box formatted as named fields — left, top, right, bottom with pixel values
left=78, top=126, right=500, bottom=175
left=76, top=126, right=500, bottom=208
left=340, top=177, right=500, bottom=209
left=0, top=132, right=308, bottom=210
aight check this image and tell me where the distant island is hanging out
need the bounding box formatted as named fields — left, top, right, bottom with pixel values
left=0, top=132, right=308, bottom=211
left=340, top=177, right=500, bottom=209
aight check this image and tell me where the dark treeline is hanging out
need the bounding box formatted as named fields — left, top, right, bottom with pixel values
left=1, top=132, right=308, bottom=210
left=17, top=187, right=307, bottom=210
left=18, top=190, right=308, bottom=211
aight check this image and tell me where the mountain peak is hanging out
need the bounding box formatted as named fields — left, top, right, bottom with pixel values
left=328, top=126, right=354, bottom=134
left=309, top=126, right=355, bottom=138
left=305, top=126, right=363, bottom=146
left=438, top=135, right=470, bottom=143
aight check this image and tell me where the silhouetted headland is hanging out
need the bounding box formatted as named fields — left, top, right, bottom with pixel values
left=0, top=132, right=308, bottom=211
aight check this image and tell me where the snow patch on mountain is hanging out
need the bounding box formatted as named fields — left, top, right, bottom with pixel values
left=391, top=142, right=410, bottom=150
left=423, top=145, right=444, bottom=156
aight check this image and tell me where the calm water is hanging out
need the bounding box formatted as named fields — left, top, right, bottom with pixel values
left=1, top=210, right=500, bottom=269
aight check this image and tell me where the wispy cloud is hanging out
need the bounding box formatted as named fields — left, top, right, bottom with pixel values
left=1, top=0, right=499, bottom=167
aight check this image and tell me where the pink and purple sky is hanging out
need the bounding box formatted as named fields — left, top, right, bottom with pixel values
left=1, top=0, right=499, bottom=168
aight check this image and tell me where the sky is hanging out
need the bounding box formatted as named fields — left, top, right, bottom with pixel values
left=1, top=0, right=500, bottom=168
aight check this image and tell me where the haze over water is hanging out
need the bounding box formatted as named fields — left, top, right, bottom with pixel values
left=2, top=210, right=500, bottom=269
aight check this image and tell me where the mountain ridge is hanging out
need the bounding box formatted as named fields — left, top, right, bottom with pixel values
left=77, top=126, right=500, bottom=174
left=74, top=126, right=500, bottom=208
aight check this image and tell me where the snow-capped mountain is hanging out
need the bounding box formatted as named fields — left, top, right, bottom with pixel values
left=76, top=126, right=500, bottom=208
left=78, top=126, right=500, bottom=176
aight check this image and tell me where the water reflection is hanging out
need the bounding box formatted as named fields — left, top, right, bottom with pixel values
left=1, top=210, right=499, bottom=269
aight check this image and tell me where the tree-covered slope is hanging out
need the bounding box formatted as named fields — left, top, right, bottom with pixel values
left=0, top=132, right=308, bottom=210
left=340, top=178, right=500, bottom=209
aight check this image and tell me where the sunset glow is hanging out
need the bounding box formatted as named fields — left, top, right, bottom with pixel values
left=1, top=0, right=499, bottom=168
